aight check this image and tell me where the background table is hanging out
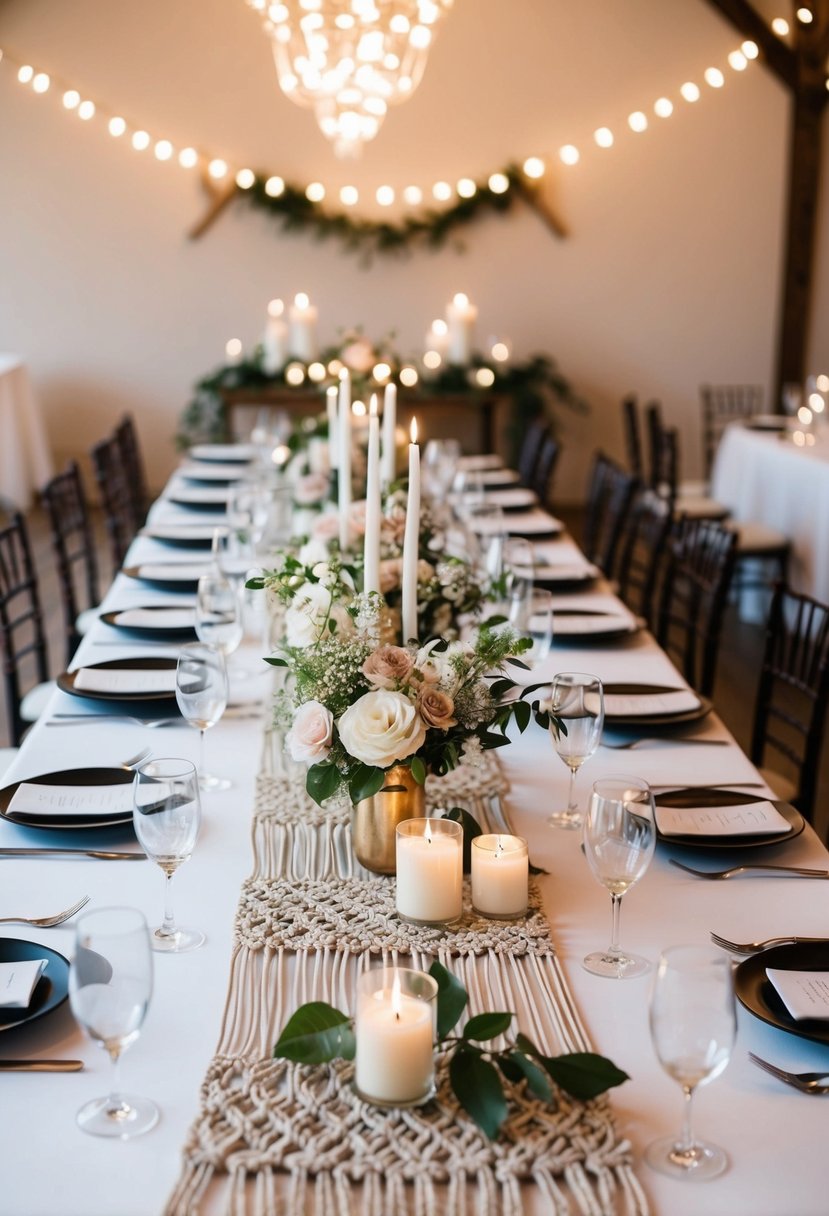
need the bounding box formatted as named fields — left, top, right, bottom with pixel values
left=0, top=355, right=53, bottom=510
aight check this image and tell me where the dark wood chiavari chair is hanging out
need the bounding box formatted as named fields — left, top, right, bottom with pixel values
left=530, top=433, right=560, bottom=510
left=615, top=490, right=673, bottom=629
left=621, top=394, right=643, bottom=480
left=582, top=452, right=639, bottom=578
left=0, top=513, right=51, bottom=747
left=90, top=433, right=136, bottom=575
left=656, top=516, right=737, bottom=698
left=41, top=461, right=101, bottom=668
left=700, top=383, right=764, bottom=482
left=516, top=416, right=550, bottom=488
left=751, top=582, right=829, bottom=826
left=115, top=414, right=150, bottom=530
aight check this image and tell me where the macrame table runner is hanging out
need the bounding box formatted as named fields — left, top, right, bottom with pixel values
left=167, top=746, right=649, bottom=1216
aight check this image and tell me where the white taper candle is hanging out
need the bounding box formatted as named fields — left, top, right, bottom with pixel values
left=364, top=395, right=381, bottom=595
left=338, top=371, right=352, bottom=551
left=401, top=417, right=420, bottom=644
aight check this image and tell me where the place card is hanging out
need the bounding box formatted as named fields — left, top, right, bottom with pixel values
left=534, top=562, right=598, bottom=581
left=0, top=959, right=47, bottom=1008
left=656, top=800, right=790, bottom=837
left=552, top=613, right=635, bottom=636
left=136, top=563, right=211, bottom=582
left=189, top=443, right=257, bottom=462
left=142, top=524, right=218, bottom=541
left=766, top=969, right=829, bottom=1020
left=112, top=608, right=195, bottom=629
left=470, top=510, right=563, bottom=536
left=484, top=487, right=537, bottom=509
left=72, top=667, right=178, bottom=694
left=604, top=689, right=701, bottom=717
left=456, top=454, right=503, bottom=472
left=8, top=782, right=135, bottom=819
left=178, top=462, right=248, bottom=482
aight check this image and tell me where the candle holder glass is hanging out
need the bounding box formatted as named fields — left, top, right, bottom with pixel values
left=396, top=818, right=463, bottom=926
left=354, top=966, right=438, bottom=1107
left=471, top=834, right=529, bottom=920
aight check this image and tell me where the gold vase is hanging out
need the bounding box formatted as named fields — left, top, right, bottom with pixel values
left=351, top=764, right=425, bottom=875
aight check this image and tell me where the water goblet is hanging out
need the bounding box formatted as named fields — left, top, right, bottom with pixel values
left=547, top=672, right=604, bottom=829
left=176, top=642, right=230, bottom=791
left=69, top=906, right=158, bottom=1138
left=645, top=945, right=736, bottom=1180
left=196, top=571, right=244, bottom=658
left=582, top=776, right=655, bottom=978
left=132, top=757, right=205, bottom=953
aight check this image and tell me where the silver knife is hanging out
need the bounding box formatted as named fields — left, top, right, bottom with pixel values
left=0, top=848, right=146, bottom=860
left=0, top=1059, right=84, bottom=1072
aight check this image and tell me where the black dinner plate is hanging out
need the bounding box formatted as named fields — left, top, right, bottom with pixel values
left=0, top=939, right=71, bottom=1033
left=506, top=519, right=564, bottom=539
left=140, top=525, right=218, bottom=548
left=100, top=607, right=197, bottom=639
left=57, top=657, right=179, bottom=702
left=0, top=767, right=136, bottom=830
left=735, top=942, right=829, bottom=1046
left=552, top=610, right=642, bottom=644
left=602, top=683, right=712, bottom=728
left=743, top=415, right=790, bottom=432
left=122, top=563, right=209, bottom=592
left=534, top=569, right=599, bottom=591
left=656, top=792, right=804, bottom=850
left=166, top=493, right=229, bottom=512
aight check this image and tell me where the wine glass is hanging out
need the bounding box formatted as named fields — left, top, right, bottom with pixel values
left=547, top=673, right=604, bottom=829
left=176, top=642, right=230, bottom=791
left=196, top=571, right=244, bottom=657
left=646, top=945, right=736, bottom=1180
left=508, top=587, right=553, bottom=667
left=465, top=503, right=506, bottom=581
left=582, top=776, right=656, bottom=978
left=132, top=757, right=205, bottom=953
left=423, top=438, right=460, bottom=499
left=69, top=906, right=158, bottom=1138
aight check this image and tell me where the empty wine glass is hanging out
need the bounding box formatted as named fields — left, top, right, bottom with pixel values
left=508, top=587, right=553, bottom=666
left=69, top=906, right=158, bottom=1138
left=132, top=757, right=205, bottom=953
left=548, top=673, right=604, bottom=829
left=196, top=571, right=244, bottom=657
left=465, top=503, right=506, bottom=581
left=582, top=776, right=655, bottom=978
left=453, top=469, right=486, bottom=520
left=423, top=438, right=460, bottom=499
left=646, top=945, right=736, bottom=1180
left=176, top=642, right=230, bottom=791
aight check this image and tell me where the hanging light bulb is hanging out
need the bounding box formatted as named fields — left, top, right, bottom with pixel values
left=249, top=0, right=454, bottom=158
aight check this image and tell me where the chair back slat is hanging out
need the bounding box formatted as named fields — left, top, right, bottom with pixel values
left=583, top=453, right=639, bottom=578
left=115, top=415, right=149, bottom=529
left=621, top=395, right=643, bottom=479
left=616, top=490, right=672, bottom=628
left=0, top=513, right=49, bottom=746
left=41, top=461, right=100, bottom=666
left=516, top=418, right=549, bottom=487
left=530, top=434, right=560, bottom=509
left=700, top=383, right=763, bottom=480
left=90, top=434, right=135, bottom=574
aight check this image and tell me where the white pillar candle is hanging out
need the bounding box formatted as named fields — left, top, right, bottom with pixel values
left=471, top=834, right=529, bottom=919
left=326, top=385, right=339, bottom=470
left=425, top=318, right=449, bottom=357
left=400, top=417, right=420, bottom=644
left=355, top=968, right=437, bottom=1105
left=338, top=371, right=352, bottom=551
left=396, top=818, right=462, bottom=924
left=363, top=395, right=381, bottom=596
left=288, top=292, right=318, bottom=362
left=446, top=292, right=478, bottom=366
left=381, top=382, right=397, bottom=487
left=262, top=299, right=288, bottom=374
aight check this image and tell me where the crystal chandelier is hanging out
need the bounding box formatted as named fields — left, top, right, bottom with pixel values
left=250, top=1, right=454, bottom=158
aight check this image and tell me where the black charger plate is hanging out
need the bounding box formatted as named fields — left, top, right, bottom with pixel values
left=0, top=766, right=135, bottom=830
left=0, top=939, right=70, bottom=1033
left=57, top=657, right=179, bottom=702
left=736, top=942, right=829, bottom=1046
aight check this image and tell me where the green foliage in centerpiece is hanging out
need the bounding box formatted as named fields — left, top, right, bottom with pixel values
left=274, top=961, right=629, bottom=1140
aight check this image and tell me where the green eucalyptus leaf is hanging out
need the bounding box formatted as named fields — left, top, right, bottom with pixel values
left=273, top=1002, right=355, bottom=1064
left=264, top=656, right=288, bottom=667
left=409, top=755, right=426, bottom=785
left=462, top=1011, right=513, bottom=1042
left=540, top=1050, right=630, bottom=1100
left=513, top=700, right=532, bottom=734
left=449, top=1048, right=508, bottom=1140
left=496, top=1053, right=525, bottom=1084
left=478, top=731, right=512, bottom=750
left=306, top=762, right=341, bottom=807
left=429, top=960, right=468, bottom=1038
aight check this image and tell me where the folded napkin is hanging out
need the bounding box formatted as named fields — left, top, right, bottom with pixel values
left=485, top=487, right=538, bottom=509
left=456, top=454, right=503, bottom=472
left=471, top=510, right=563, bottom=536
left=112, top=608, right=195, bottom=629
left=170, top=486, right=230, bottom=504
left=0, top=959, right=48, bottom=1008
left=655, top=801, right=790, bottom=837
left=767, top=969, right=829, bottom=1020
left=179, top=462, right=247, bottom=481
left=604, top=689, right=701, bottom=717
left=553, top=613, right=635, bottom=636
left=73, top=667, right=178, bottom=694
left=479, top=468, right=520, bottom=486
left=535, top=562, right=598, bottom=581
left=137, top=563, right=211, bottom=582
left=8, top=781, right=134, bottom=819
left=189, top=443, right=256, bottom=462
left=144, top=524, right=218, bottom=541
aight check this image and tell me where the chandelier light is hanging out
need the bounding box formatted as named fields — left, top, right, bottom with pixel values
left=248, top=0, right=454, bottom=157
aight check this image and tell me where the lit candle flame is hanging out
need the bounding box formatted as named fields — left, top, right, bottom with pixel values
left=410, top=417, right=418, bottom=445
left=369, top=393, right=378, bottom=417
left=352, top=400, right=367, bottom=417
left=453, top=292, right=469, bottom=309
left=294, top=292, right=309, bottom=309
left=391, top=971, right=402, bottom=1021
left=267, top=298, right=284, bottom=318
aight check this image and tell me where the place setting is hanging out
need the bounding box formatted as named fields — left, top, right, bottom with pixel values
left=164, top=482, right=233, bottom=511
left=98, top=604, right=198, bottom=640
left=121, top=559, right=214, bottom=591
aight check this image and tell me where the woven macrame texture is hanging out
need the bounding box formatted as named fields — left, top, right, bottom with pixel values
left=169, top=1054, right=645, bottom=1216
left=235, top=874, right=554, bottom=956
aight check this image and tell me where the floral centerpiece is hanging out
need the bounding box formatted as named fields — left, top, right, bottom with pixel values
left=267, top=591, right=534, bottom=807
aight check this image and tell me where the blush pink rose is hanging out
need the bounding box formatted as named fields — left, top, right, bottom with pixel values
left=287, top=700, right=334, bottom=762
left=417, top=688, right=457, bottom=730
left=362, top=644, right=414, bottom=689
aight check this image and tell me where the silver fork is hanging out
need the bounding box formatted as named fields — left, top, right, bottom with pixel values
left=749, top=1053, right=829, bottom=1094
left=0, top=895, right=90, bottom=928
left=602, top=737, right=730, bottom=749
left=710, top=931, right=829, bottom=954
left=670, top=860, right=829, bottom=880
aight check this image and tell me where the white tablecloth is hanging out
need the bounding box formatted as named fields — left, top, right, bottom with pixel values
left=0, top=483, right=825, bottom=1215
left=711, top=423, right=829, bottom=604
left=0, top=355, right=53, bottom=510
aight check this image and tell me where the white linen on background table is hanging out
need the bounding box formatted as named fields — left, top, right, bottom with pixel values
left=0, top=355, right=52, bottom=510
left=0, top=495, right=826, bottom=1215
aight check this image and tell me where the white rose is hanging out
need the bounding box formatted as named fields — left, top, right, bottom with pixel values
left=299, top=537, right=331, bottom=566
left=284, top=581, right=333, bottom=648
left=311, top=513, right=341, bottom=544
left=337, top=689, right=427, bottom=769
left=287, top=700, right=333, bottom=762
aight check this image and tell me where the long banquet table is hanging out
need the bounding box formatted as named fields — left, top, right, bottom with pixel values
left=0, top=462, right=826, bottom=1215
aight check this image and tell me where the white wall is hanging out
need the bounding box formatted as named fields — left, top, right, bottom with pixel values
left=0, top=0, right=799, bottom=500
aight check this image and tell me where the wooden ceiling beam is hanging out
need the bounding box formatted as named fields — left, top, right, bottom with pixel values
left=701, top=0, right=797, bottom=89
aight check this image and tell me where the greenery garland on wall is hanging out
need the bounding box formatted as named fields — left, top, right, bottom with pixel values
left=177, top=336, right=586, bottom=457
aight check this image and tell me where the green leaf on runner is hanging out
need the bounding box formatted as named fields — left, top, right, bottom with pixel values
left=462, top=1011, right=514, bottom=1042
left=429, top=960, right=468, bottom=1038
left=274, top=1002, right=355, bottom=1064
left=503, top=1049, right=553, bottom=1102
left=449, top=1048, right=509, bottom=1140
left=542, top=1052, right=630, bottom=1100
